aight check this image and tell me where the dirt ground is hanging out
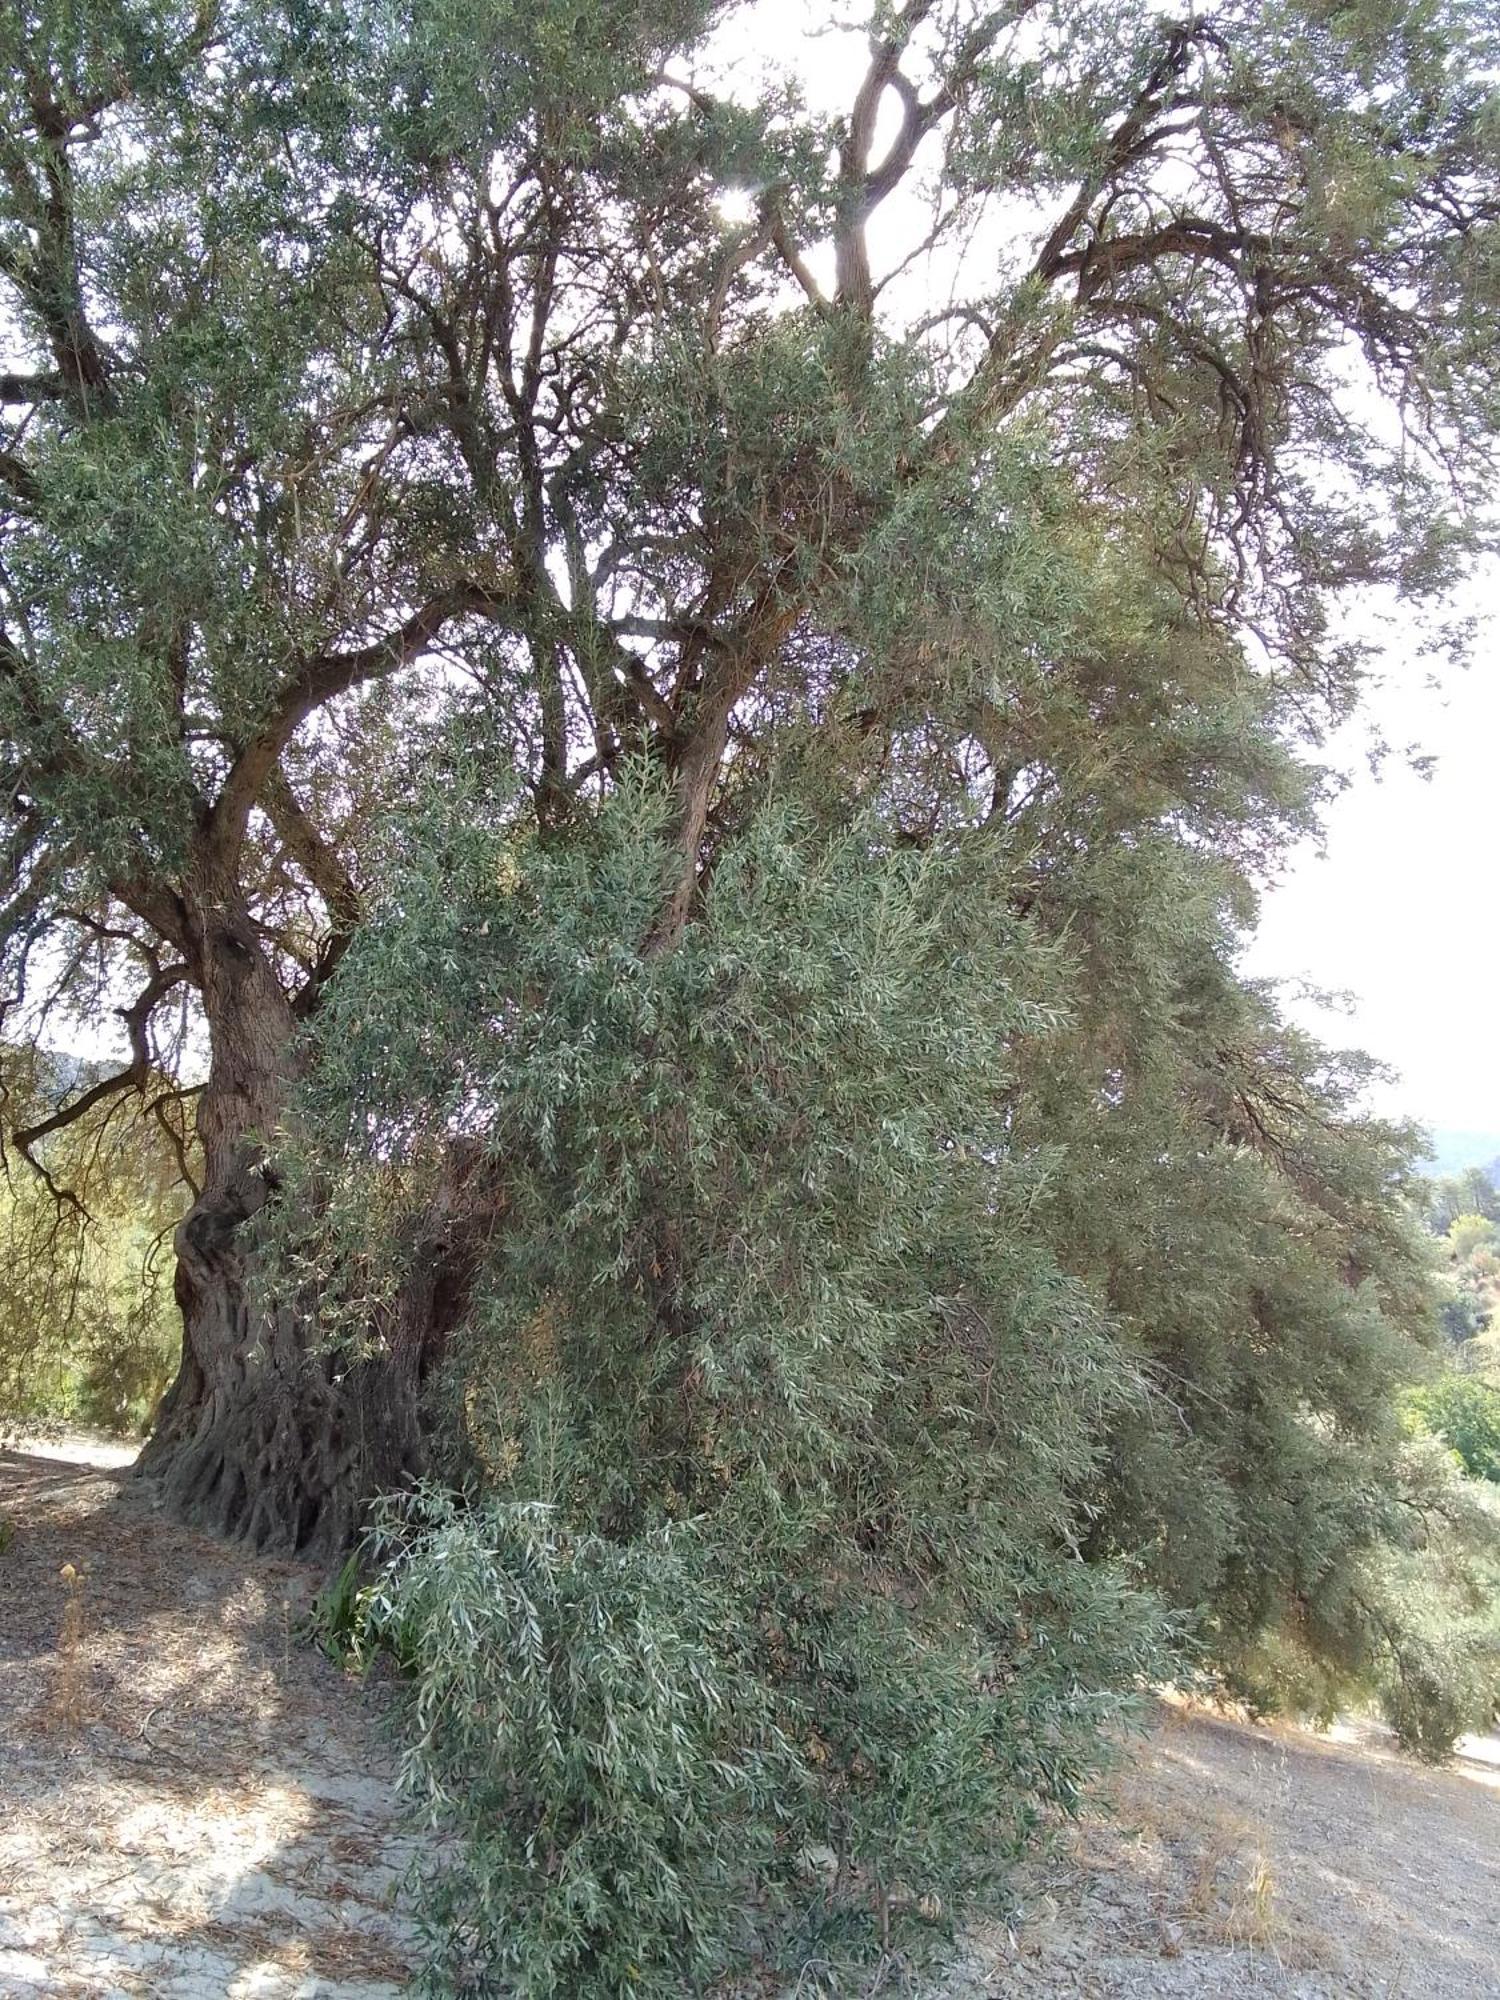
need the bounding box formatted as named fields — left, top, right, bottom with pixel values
left=0, top=1436, right=416, bottom=1998
left=944, top=1705, right=1500, bottom=1998
left=2, top=1436, right=1497, bottom=1999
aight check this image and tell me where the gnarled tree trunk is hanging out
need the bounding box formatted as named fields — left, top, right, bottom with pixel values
left=136, top=876, right=454, bottom=1555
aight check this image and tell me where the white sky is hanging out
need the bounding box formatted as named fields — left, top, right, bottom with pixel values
left=1245, top=588, right=1500, bottom=1134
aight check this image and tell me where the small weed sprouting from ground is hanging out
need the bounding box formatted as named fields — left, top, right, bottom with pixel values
left=0, top=1511, right=13, bottom=1556
left=1175, top=1808, right=1280, bottom=1955
left=306, top=1552, right=367, bottom=1670
left=307, top=1551, right=420, bottom=1676
left=51, top=1560, right=88, bottom=1729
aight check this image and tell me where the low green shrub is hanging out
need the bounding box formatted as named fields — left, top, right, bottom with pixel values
left=364, top=1494, right=799, bottom=1999
left=308, top=1552, right=376, bottom=1672
left=364, top=1489, right=1161, bottom=1998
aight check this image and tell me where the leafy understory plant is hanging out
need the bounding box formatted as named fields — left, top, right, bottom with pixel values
left=364, top=1494, right=799, bottom=1998
left=301, top=776, right=1172, bottom=1993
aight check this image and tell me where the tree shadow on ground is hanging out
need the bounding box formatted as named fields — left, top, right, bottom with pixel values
left=0, top=1442, right=417, bottom=1999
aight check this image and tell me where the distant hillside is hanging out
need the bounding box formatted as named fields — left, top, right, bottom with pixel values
left=1424, top=1130, right=1500, bottom=1180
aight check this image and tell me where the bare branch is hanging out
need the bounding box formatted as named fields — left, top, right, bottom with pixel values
left=261, top=772, right=362, bottom=933
left=210, top=581, right=518, bottom=856
left=146, top=1084, right=204, bottom=1199
left=12, top=1063, right=140, bottom=1196
left=7, top=955, right=190, bottom=1212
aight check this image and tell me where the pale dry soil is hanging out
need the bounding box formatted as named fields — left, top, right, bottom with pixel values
left=0, top=1434, right=416, bottom=1999
left=934, top=1703, right=1500, bottom=2000
left=1, top=1437, right=1497, bottom=2000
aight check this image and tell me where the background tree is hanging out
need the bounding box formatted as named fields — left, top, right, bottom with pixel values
left=1426, top=1166, right=1500, bottom=1234
left=1416, top=1170, right=1500, bottom=1345
left=0, top=1040, right=189, bottom=1431
left=1447, top=1210, right=1499, bottom=1262
left=1407, top=1375, right=1500, bottom=1485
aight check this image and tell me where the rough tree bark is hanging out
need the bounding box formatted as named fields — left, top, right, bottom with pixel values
left=135, top=872, right=458, bottom=1556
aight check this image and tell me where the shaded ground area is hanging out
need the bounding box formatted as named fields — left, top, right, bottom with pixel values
left=2, top=1436, right=1497, bottom=1998
left=0, top=1435, right=416, bottom=1999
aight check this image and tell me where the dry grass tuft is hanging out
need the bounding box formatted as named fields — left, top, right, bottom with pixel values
left=47, top=1557, right=91, bottom=1729
left=1182, top=1812, right=1243, bottom=1920
left=1224, top=1844, right=1278, bottom=1950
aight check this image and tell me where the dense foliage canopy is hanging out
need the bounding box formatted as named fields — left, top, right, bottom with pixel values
left=4, top=0, right=1500, bottom=1987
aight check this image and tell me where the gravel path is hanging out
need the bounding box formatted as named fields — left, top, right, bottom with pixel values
left=2, top=1435, right=1497, bottom=1999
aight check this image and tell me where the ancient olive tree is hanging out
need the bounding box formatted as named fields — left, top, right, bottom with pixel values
left=1, top=0, right=1496, bottom=1588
